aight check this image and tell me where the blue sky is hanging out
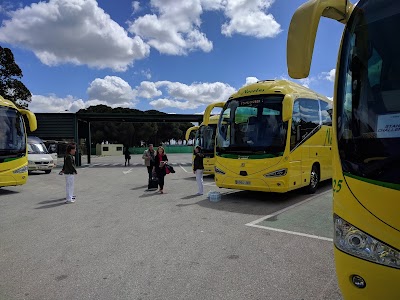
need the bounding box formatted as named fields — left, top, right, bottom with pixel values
left=0, top=0, right=344, bottom=114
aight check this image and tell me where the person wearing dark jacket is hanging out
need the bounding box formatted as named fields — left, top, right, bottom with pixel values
left=153, top=146, right=168, bottom=194
left=193, top=146, right=204, bottom=195
left=62, top=144, right=78, bottom=203
left=124, top=146, right=131, bottom=166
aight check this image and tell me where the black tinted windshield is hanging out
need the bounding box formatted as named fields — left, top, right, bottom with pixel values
left=216, top=95, right=287, bottom=156
left=0, top=106, right=26, bottom=156
left=337, top=0, right=400, bottom=187
left=194, top=124, right=217, bottom=153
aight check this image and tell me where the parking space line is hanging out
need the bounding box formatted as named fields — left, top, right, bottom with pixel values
left=245, top=190, right=333, bottom=242
left=247, top=224, right=333, bottom=242
left=179, top=165, right=189, bottom=173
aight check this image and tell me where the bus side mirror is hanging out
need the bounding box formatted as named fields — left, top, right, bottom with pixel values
left=20, top=109, right=37, bottom=132
left=287, top=0, right=351, bottom=79
left=282, top=98, right=291, bottom=122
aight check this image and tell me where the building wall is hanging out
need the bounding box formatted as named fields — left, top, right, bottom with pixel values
left=96, top=144, right=124, bottom=156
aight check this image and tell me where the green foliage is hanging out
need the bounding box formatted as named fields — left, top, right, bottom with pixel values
left=0, top=46, right=32, bottom=107
left=78, top=105, right=193, bottom=146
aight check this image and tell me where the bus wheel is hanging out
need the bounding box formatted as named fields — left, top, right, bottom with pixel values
left=307, top=165, right=319, bottom=194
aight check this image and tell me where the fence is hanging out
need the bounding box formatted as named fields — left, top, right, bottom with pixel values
left=129, top=145, right=193, bottom=154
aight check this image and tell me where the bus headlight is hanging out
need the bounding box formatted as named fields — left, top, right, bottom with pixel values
left=215, top=167, right=225, bottom=175
left=334, top=215, right=400, bottom=269
left=264, top=169, right=287, bottom=177
left=13, top=166, right=28, bottom=174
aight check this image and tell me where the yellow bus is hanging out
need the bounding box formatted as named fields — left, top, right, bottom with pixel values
left=203, top=79, right=333, bottom=193
left=185, top=115, right=221, bottom=174
left=0, top=96, right=37, bottom=187
left=287, top=1, right=400, bottom=299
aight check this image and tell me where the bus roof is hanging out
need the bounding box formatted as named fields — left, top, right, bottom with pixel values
left=200, top=114, right=219, bottom=126
left=229, top=79, right=330, bottom=102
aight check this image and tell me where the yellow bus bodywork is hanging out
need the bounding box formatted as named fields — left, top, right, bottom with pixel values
left=185, top=116, right=220, bottom=175
left=208, top=80, right=332, bottom=193
left=287, top=1, right=400, bottom=299
left=0, top=96, right=37, bottom=187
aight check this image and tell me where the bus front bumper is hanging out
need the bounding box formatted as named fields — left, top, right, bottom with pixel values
left=335, top=248, right=400, bottom=300
left=215, top=174, right=288, bottom=193
left=0, top=174, right=28, bottom=187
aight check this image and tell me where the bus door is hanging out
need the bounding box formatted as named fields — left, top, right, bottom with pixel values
left=289, top=100, right=303, bottom=188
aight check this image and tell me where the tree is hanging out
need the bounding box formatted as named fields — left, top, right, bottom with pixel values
left=0, top=46, right=32, bottom=107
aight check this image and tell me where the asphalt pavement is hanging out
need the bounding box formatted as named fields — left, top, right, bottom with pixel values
left=0, top=154, right=341, bottom=300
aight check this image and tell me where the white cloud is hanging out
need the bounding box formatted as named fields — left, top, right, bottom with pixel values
left=29, top=94, right=86, bottom=113
left=142, top=80, right=236, bottom=110
left=131, top=1, right=141, bottom=14
left=221, top=0, right=281, bottom=38
left=327, top=97, right=333, bottom=101
left=87, top=76, right=138, bottom=106
left=128, top=0, right=281, bottom=55
left=155, top=81, right=236, bottom=105
left=320, top=69, right=336, bottom=82
left=138, top=81, right=162, bottom=98
left=0, top=0, right=150, bottom=71
left=29, top=94, right=134, bottom=113
left=128, top=1, right=212, bottom=55
left=141, top=69, right=152, bottom=79
left=149, top=98, right=193, bottom=110
left=244, top=76, right=259, bottom=86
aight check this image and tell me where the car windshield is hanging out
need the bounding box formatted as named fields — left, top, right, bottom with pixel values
left=337, top=0, right=400, bottom=187
left=216, top=95, right=287, bottom=156
left=28, top=143, right=49, bottom=154
left=0, top=106, right=26, bottom=157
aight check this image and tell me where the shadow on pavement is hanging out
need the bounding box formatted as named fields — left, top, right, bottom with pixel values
left=190, top=180, right=332, bottom=216
left=38, top=198, right=66, bottom=204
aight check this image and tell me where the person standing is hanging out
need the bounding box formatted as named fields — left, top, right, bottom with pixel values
left=142, top=144, right=155, bottom=188
left=193, top=146, right=204, bottom=195
left=153, top=146, right=168, bottom=194
left=124, top=146, right=131, bottom=166
left=63, top=144, right=77, bottom=203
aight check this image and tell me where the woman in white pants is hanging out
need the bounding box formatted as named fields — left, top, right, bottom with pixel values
left=193, top=146, right=204, bottom=195
left=61, top=144, right=77, bottom=203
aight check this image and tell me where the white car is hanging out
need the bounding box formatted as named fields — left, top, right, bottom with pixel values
left=27, top=136, right=55, bottom=174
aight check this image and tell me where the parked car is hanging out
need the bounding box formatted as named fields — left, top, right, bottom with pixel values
left=27, top=136, right=55, bottom=174
left=45, top=142, right=58, bottom=166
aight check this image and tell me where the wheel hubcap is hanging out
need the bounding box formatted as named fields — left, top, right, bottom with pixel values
left=310, top=171, right=318, bottom=188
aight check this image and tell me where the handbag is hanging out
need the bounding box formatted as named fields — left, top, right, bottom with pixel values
left=166, top=164, right=175, bottom=174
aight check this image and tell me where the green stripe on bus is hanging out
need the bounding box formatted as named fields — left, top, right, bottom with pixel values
left=344, top=172, right=400, bottom=191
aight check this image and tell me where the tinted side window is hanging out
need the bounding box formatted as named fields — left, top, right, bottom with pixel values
left=320, top=100, right=333, bottom=125
left=291, top=100, right=301, bottom=150
left=300, top=99, right=320, bottom=137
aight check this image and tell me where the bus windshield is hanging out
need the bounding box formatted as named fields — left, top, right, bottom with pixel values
left=194, top=124, right=217, bottom=153
left=0, top=106, right=26, bottom=157
left=216, top=95, right=287, bottom=156
left=337, top=0, right=400, bottom=187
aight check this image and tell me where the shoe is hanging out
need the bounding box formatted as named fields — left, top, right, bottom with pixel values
left=160, top=190, right=164, bottom=194
left=65, top=200, right=75, bottom=204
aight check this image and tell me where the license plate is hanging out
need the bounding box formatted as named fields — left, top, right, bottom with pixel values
left=235, top=180, right=251, bottom=185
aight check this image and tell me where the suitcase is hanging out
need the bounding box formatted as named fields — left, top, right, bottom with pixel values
left=148, top=177, right=158, bottom=190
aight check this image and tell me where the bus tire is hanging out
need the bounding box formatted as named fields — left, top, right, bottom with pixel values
left=307, top=164, right=319, bottom=194
left=45, top=170, right=52, bottom=174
